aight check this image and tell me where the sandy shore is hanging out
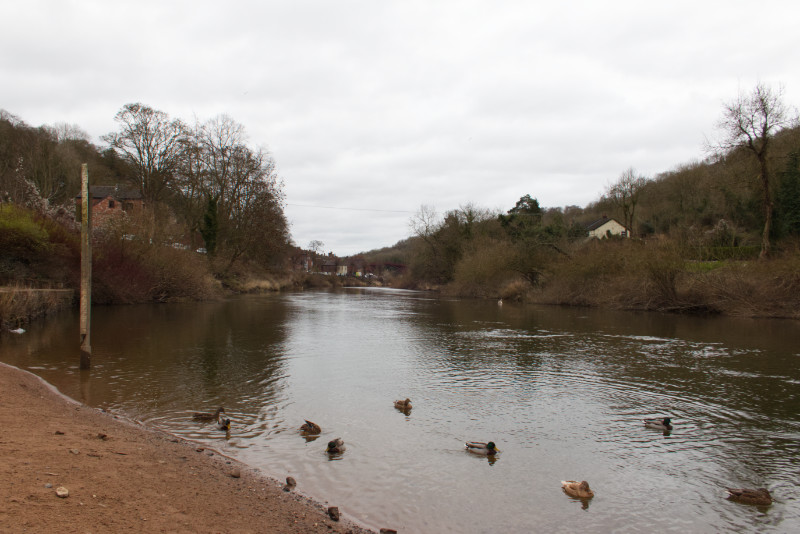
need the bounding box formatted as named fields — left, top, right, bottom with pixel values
left=0, top=362, right=377, bottom=534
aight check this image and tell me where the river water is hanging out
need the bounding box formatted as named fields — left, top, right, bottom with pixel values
left=2, top=289, right=799, bottom=533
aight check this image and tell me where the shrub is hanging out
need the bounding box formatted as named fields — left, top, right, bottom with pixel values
left=449, top=237, right=517, bottom=297
left=0, top=204, right=51, bottom=262
left=91, top=235, right=219, bottom=303
left=0, top=284, right=74, bottom=329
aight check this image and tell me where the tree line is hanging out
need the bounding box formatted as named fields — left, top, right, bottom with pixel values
left=361, top=83, right=800, bottom=299
left=0, top=103, right=291, bottom=273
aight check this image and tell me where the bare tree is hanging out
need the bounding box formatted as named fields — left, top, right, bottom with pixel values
left=0, top=114, right=82, bottom=207
left=455, top=202, right=496, bottom=239
left=306, top=240, right=325, bottom=270
left=308, top=240, right=325, bottom=254
left=103, top=103, right=186, bottom=206
left=409, top=204, right=439, bottom=243
left=712, top=83, right=796, bottom=258
left=48, top=122, right=91, bottom=143
left=175, top=115, right=288, bottom=269
left=606, top=167, right=647, bottom=235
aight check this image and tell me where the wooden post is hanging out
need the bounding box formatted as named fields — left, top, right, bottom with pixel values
left=79, top=164, right=92, bottom=369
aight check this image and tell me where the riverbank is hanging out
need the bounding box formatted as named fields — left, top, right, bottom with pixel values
left=0, top=362, right=375, bottom=534
left=0, top=287, right=74, bottom=330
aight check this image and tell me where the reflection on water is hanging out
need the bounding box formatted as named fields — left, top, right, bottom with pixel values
left=2, top=290, right=800, bottom=533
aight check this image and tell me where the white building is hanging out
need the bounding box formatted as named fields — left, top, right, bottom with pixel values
left=586, top=216, right=630, bottom=239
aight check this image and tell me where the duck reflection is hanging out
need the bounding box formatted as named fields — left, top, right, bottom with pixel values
left=561, top=480, right=594, bottom=510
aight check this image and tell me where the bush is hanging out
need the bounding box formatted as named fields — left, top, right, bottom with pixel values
left=0, top=204, right=51, bottom=262
left=92, top=236, right=219, bottom=303
left=695, top=246, right=760, bottom=261
left=0, top=284, right=74, bottom=329
left=448, top=237, right=518, bottom=297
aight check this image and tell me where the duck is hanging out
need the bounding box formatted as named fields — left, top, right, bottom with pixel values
left=193, top=406, right=225, bottom=423
left=726, top=487, right=772, bottom=506
left=561, top=480, right=594, bottom=499
left=217, top=414, right=231, bottom=431
left=465, top=441, right=500, bottom=455
left=299, top=420, right=321, bottom=434
left=326, top=438, right=346, bottom=454
left=643, top=417, right=673, bottom=431
left=394, top=398, right=412, bottom=410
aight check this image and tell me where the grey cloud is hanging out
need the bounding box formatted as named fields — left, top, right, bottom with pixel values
left=3, top=1, right=800, bottom=255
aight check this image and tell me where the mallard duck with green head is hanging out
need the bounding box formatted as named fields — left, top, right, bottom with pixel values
left=326, top=438, right=346, bottom=454
left=643, top=417, right=673, bottom=431
left=218, top=413, right=231, bottom=431
left=465, top=441, right=499, bottom=455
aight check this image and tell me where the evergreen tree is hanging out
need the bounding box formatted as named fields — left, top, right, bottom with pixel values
left=499, top=194, right=542, bottom=240
left=200, top=196, right=218, bottom=255
left=776, top=152, right=800, bottom=236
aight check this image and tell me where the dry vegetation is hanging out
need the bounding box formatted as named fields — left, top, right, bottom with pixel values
left=512, top=239, right=800, bottom=318
left=0, top=286, right=73, bottom=330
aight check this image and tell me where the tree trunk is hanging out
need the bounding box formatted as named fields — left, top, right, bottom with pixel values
left=758, top=153, right=772, bottom=259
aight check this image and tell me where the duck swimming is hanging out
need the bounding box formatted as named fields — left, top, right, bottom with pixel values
left=561, top=480, right=594, bottom=499
left=326, top=438, right=346, bottom=454
left=726, top=487, right=772, bottom=506
left=193, top=407, right=230, bottom=430
left=394, top=398, right=412, bottom=410
left=217, top=414, right=231, bottom=431
left=193, top=406, right=225, bottom=422
left=643, top=417, right=673, bottom=431
left=299, top=420, right=321, bottom=434
left=465, top=441, right=499, bottom=455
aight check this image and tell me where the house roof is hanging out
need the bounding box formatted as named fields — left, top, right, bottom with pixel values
left=585, top=216, right=626, bottom=231
left=75, top=185, right=142, bottom=200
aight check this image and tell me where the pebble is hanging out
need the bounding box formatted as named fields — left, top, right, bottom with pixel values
left=283, top=476, right=296, bottom=492
left=327, top=506, right=340, bottom=521
left=44, top=483, right=53, bottom=489
left=380, top=529, right=398, bottom=534
left=69, top=449, right=80, bottom=455
left=54, top=430, right=65, bottom=435
left=55, top=486, right=69, bottom=498
left=230, top=469, right=241, bottom=478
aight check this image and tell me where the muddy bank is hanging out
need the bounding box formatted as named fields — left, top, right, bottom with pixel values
left=0, top=362, right=377, bottom=534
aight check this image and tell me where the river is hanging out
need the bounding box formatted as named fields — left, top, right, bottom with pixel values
left=2, top=288, right=799, bottom=533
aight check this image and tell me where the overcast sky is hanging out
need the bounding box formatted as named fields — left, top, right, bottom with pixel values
left=3, top=1, right=799, bottom=256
